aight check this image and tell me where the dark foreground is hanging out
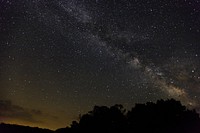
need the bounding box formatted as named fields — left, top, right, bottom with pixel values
left=1, top=99, right=200, bottom=133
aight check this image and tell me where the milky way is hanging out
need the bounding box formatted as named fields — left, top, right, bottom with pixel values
left=0, top=0, right=200, bottom=129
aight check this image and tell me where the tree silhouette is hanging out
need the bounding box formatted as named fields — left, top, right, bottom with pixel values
left=126, top=99, right=200, bottom=133
left=76, top=104, right=126, bottom=133
left=64, top=99, right=200, bottom=133
left=1, top=99, right=200, bottom=133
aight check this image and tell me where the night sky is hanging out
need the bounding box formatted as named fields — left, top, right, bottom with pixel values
left=0, top=0, right=200, bottom=130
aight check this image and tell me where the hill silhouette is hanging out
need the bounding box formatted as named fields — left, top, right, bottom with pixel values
left=0, top=123, right=53, bottom=133
left=1, top=99, right=200, bottom=133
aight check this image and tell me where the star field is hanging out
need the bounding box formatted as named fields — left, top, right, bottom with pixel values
left=0, top=0, right=200, bottom=130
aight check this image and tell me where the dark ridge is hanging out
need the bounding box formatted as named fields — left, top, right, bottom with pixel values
left=0, top=123, right=53, bottom=133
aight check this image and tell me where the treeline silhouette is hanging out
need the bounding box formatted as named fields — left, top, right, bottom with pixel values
left=1, top=99, right=200, bottom=133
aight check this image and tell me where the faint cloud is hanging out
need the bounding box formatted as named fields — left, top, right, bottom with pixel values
left=0, top=100, right=51, bottom=123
